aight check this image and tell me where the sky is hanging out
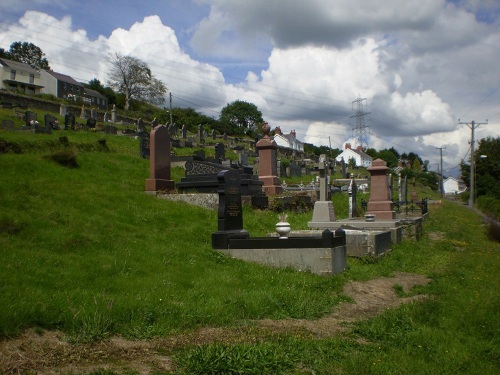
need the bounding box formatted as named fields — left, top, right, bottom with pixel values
left=0, top=0, right=499, bottom=176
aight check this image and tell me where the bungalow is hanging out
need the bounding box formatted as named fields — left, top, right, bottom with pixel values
left=335, top=143, right=373, bottom=168
left=273, top=127, right=304, bottom=153
left=0, top=57, right=44, bottom=95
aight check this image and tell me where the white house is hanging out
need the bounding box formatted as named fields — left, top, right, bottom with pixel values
left=335, top=143, right=373, bottom=167
left=273, top=127, right=304, bottom=153
left=443, top=177, right=467, bottom=195
left=0, top=57, right=44, bottom=95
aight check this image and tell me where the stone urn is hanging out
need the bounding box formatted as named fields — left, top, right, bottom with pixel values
left=276, top=214, right=291, bottom=239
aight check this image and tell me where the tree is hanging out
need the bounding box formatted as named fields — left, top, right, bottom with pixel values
left=219, top=100, right=263, bottom=136
left=8, top=41, right=50, bottom=70
left=107, top=52, right=167, bottom=111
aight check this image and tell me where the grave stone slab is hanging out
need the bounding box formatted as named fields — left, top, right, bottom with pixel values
left=103, top=112, right=110, bottom=122
left=64, top=113, right=75, bottom=130
left=25, top=111, right=37, bottom=127
left=182, top=124, right=187, bottom=139
left=348, top=177, right=357, bottom=219
left=215, top=143, right=225, bottom=163
left=212, top=129, right=216, bottom=140
left=137, top=118, right=145, bottom=133
left=111, top=104, right=117, bottom=122
left=86, top=118, right=97, bottom=128
left=60, top=104, right=67, bottom=116
left=138, top=132, right=150, bottom=159
left=91, top=108, right=98, bottom=120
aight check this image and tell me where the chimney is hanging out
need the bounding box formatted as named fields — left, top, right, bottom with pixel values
left=357, top=146, right=363, bottom=152
left=274, top=126, right=282, bottom=135
left=290, top=130, right=296, bottom=138
left=345, top=143, right=351, bottom=149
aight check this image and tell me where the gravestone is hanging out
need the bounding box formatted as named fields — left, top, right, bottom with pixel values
left=211, top=169, right=250, bottom=249
left=44, top=114, right=57, bottom=133
left=138, top=131, right=150, bottom=159
left=104, top=125, right=118, bottom=134
left=223, top=132, right=227, bottom=140
left=145, top=125, right=174, bottom=192
left=152, top=117, right=158, bottom=128
left=238, top=152, right=249, bottom=166
left=202, top=130, right=208, bottom=140
left=111, top=104, right=117, bottom=122
left=215, top=143, right=225, bottom=163
left=91, top=108, right=98, bottom=120
left=348, top=177, right=357, bottom=219
left=398, top=173, right=402, bottom=202
left=341, top=158, right=346, bottom=178
left=80, top=105, right=86, bottom=119
left=182, top=124, right=187, bottom=139
left=64, top=113, right=75, bottom=130
left=103, top=111, right=110, bottom=122
left=310, top=154, right=335, bottom=225
left=86, top=118, right=97, bottom=128
left=198, top=124, right=203, bottom=140
left=137, top=118, right=145, bottom=133
left=25, top=111, right=37, bottom=127
left=256, top=123, right=283, bottom=195
left=60, top=104, right=67, bottom=116
left=366, top=159, right=396, bottom=220
left=212, top=129, right=216, bottom=140
left=2, top=120, right=14, bottom=130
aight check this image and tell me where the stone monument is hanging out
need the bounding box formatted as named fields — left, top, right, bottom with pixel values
left=366, top=159, right=396, bottom=220
left=145, top=125, right=174, bottom=192
left=309, top=154, right=335, bottom=226
left=256, top=123, right=283, bottom=195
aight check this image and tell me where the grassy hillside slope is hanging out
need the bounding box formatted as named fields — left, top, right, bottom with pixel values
left=0, top=129, right=499, bottom=374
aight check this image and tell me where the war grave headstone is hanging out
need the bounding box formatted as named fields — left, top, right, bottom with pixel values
left=211, top=169, right=250, bottom=249
left=145, top=125, right=174, bottom=192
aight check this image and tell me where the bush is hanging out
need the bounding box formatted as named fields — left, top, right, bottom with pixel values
left=46, top=148, right=79, bottom=168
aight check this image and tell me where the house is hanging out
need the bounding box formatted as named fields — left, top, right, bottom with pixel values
left=335, top=143, right=373, bottom=167
left=83, top=88, right=108, bottom=109
left=0, top=57, right=44, bottom=95
left=40, top=70, right=85, bottom=102
left=443, top=177, right=467, bottom=195
left=273, top=127, right=304, bottom=153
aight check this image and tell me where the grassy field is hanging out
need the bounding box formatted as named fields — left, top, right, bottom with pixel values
left=0, top=129, right=499, bottom=374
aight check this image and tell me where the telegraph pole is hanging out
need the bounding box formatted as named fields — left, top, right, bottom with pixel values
left=169, top=92, right=173, bottom=128
left=350, top=96, right=370, bottom=150
left=458, top=119, right=488, bottom=208
left=436, top=146, right=445, bottom=198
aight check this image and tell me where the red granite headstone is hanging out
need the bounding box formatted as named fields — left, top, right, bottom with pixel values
left=366, top=158, right=395, bottom=220
left=145, top=125, right=174, bottom=192
left=256, top=123, right=283, bottom=195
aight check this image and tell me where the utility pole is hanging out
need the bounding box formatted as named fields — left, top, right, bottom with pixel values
left=169, top=92, right=173, bottom=128
left=458, top=119, right=488, bottom=208
left=350, top=96, right=370, bottom=150
left=435, top=146, right=445, bottom=198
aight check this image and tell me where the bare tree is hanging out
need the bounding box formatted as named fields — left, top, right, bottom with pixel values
left=107, top=52, right=167, bottom=110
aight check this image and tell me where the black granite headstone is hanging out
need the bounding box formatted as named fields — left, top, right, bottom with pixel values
left=65, top=113, right=75, bottom=130
left=211, top=169, right=249, bottom=249
left=139, top=132, right=150, bottom=159
left=215, top=143, right=225, bottom=163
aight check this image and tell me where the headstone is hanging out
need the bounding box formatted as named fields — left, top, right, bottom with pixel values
left=212, top=129, right=216, bottom=140
left=60, top=104, right=67, bottom=116
left=366, top=159, right=396, bottom=220
left=103, top=111, right=110, bottom=122
left=145, top=125, right=174, bottom=192
left=215, top=143, right=225, bottom=163
left=25, top=111, right=37, bottom=127
left=86, top=118, right=97, bottom=128
left=223, top=132, right=227, bottom=140
left=137, top=118, right=145, bottom=133
left=64, top=113, right=75, bottom=130
left=182, top=124, right=187, bottom=139
left=341, top=158, right=346, bottom=179
left=309, top=154, right=336, bottom=225
left=256, top=123, right=283, bottom=195
left=238, top=152, right=249, bottom=166
left=198, top=124, right=203, bottom=140
left=2, top=120, right=14, bottom=130
left=398, top=173, right=402, bottom=202
left=111, top=104, right=117, bottom=123
left=104, top=125, right=117, bottom=134
left=348, top=177, right=357, bottom=219
left=202, top=130, right=208, bottom=140
left=211, top=169, right=250, bottom=249
left=139, top=131, right=150, bottom=159
left=91, top=108, right=98, bottom=120
left=44, top=114, right=57, bottom=133
left=80, top=105, right=86, bottom=119
left=152, top=117, right=158, bottom=128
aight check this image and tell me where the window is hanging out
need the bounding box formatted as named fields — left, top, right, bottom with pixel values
left=63, top=83, right=67, bottom=91
left=29, top=74, right=34, bottom=83
left=10, top=70, right=16, bottom=80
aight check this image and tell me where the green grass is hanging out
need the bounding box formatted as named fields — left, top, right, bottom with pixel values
left=0, top=129, right=499, bottom=374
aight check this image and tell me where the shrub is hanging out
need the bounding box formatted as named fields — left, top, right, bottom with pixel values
left=46, top=148, right=79, bottom=168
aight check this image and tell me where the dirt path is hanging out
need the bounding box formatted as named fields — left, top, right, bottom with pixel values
left=0, top=272, right=430, bottom=374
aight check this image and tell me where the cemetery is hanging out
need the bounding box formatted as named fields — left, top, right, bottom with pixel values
left=0, top=102, right=499, bottom=374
